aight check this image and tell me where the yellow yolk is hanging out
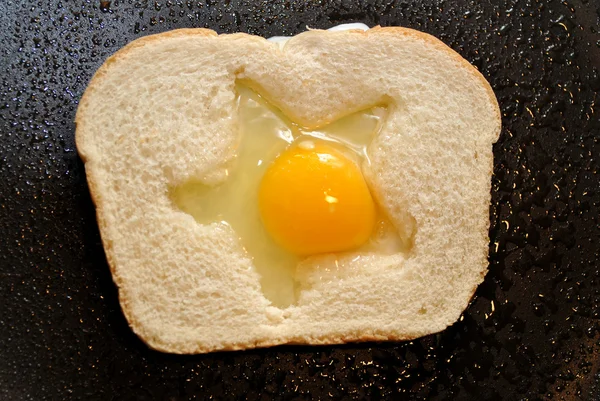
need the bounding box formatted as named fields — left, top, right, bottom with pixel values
left=259, top=142, right=377, bottom=255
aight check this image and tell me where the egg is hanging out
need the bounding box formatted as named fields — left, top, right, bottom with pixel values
left=170, top=84, right=401, bottom=307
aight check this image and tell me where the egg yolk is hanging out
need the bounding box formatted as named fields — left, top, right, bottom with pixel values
left=258, top=141, right=376, bottom=255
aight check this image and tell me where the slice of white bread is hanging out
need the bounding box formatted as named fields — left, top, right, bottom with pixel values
left=75, top=26, right=501, bottom=354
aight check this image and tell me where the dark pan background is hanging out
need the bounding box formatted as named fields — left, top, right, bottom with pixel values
left=1, top=0, right=599, bottom=400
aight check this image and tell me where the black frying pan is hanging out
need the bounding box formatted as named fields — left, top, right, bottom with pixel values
left=1, top=1, right=599, bottom=399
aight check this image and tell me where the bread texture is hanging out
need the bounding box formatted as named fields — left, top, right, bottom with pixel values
left=76, top=26, right=501, bottom=354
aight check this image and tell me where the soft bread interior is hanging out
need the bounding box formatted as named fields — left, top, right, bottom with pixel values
left=76, top=27, right=501, bottom=353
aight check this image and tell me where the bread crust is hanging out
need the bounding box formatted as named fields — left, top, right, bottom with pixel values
left=76, top=27, right=500, bottom=354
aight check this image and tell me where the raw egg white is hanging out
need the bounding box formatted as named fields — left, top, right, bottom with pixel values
left=171, top=84, right=402, bottom=308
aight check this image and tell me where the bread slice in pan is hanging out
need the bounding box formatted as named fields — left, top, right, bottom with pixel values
left=76, top=26, right=501, bottom=354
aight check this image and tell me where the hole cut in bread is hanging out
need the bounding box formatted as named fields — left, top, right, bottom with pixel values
left=169, top=83, right=416, bottom=309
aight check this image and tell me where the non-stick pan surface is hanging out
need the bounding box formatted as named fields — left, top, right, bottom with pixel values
left=1, top=1, right=599, bottom=400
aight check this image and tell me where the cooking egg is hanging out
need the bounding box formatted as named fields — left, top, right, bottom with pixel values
left=170, top=84, right=402, bottom=307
